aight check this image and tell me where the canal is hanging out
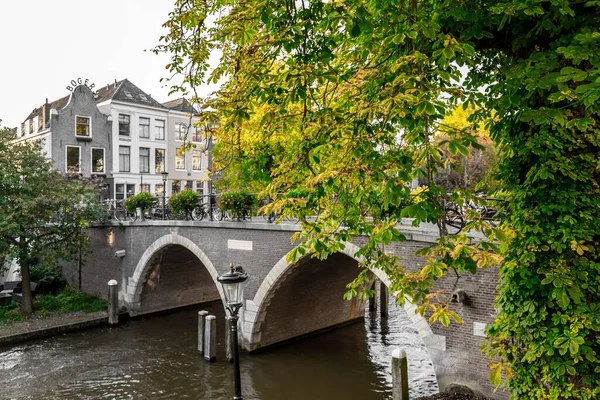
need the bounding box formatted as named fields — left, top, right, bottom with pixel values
left=0, top=299, right=438, bottom=400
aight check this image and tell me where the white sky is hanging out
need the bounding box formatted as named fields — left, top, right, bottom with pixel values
left=0, top=1, right=215, bottom=128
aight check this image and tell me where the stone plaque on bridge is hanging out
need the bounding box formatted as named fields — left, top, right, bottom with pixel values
left=227, top=239, right=253, bottom=251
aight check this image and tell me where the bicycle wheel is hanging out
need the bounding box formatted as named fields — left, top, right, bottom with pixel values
left=126, top=209, right=138, bottom=221
left=215, top=209, right=225, bottom=221
left=444, top=208, right=464, bottom=235
left=193, top=206, right=205, bottom=221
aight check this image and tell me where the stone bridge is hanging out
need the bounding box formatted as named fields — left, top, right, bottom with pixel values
left=64, top=220, right=502, bottom=399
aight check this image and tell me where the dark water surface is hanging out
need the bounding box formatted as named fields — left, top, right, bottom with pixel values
left=0, top=300, right=437, bottom=400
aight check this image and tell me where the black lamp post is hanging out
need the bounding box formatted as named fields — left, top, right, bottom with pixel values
left=161, top=171, right=168, bottom=220
left=217, top=264, right=248, bottom=400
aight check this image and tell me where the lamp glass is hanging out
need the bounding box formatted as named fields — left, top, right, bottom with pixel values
left=222, top=280, right=246, bottom=307
left=161, top=171, right=168, bottom=180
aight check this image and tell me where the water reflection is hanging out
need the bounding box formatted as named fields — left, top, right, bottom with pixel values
left=0, top=298, right=437, bottom=400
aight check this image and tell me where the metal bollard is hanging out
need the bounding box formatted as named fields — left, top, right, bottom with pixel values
left=392, top=348, right=409, bottom=400
left=198, top=310, right=209, bottom=354
left=204, top=315, right=217, bottom=362
left=108, top=280, right=119, bottom=326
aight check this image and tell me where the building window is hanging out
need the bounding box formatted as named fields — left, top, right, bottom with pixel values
left=176, top=150, right=186, bottom=170
left=119, top=146, right=130, bottom=172
left=115, top=184, right=135, bottom=200
left=91, top=148, right=105, bottom=173
left=139, top=117, right=150, bottom=139
left=66, top=146, right=81, bottom=173
left=139, top=147, right=150, bottom=173
left=75, top=116, right=91, bottom=137
left=184, top=180, right=193, bottom=191
left=192, top=149, right=202, bottom=171
left=140, top=184, right=150, bottom=193
left=195, top=181, right=204, bottom=198
left=172, top=180, right=181, bottom=194
left=155, top=184, right=164, bottom=197
left=155, top=149, right=165, bottom=173
left=191, top=128, right=202, bottom=143
left=115, top=184, right=125, bottom=200
left=155, top=119, right=165, bottom=140
left=119, top=114, right=130, bottom=135
left=175, top=123, right=187, bottom=141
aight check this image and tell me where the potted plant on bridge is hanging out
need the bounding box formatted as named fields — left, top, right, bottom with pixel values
left=218, top=189, right=257, bottom=221
left=124, top=192, right=156, bottom=220
left=168, top=190, right=200, bottom=220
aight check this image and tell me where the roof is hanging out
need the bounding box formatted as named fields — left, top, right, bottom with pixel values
left=24, top=95, right=69, bottom=123
left=162, top=97, right=198, bottom=114
left=95, top=79, right=166, bottom=109
left=23, top=79, right=167, bottom=124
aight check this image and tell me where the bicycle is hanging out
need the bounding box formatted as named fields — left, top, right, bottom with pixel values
left=444, top=195, right=505, bottom=234
left=192, top=203, right=221, bottom=221
left=106, top=199, right=137, bottom=222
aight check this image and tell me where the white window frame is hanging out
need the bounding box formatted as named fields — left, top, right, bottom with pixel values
left=119, top=114, right=130, bottom=136
left=192, top=149, right=202, bottom=171
left=155, top=148, right=166, bottom=173
left=90, top=147, right=105, bottom=174
left=155, top=119, right=165, bottom=140
left=175, top=149, right=186, bottom=170
left=65, top=145, right=81, bottom=173
left=139, top=117, right=150, bottom=139
left=139, top=147, right=150, bottom=173
left=119, top=145, right=131, bottom=172
left=75, top=115, right=92, bottom=138
left=175, top=123, right=187, bottom=141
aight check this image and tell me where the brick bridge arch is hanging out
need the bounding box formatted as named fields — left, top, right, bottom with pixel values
left=126, top=233, right=224, bottom=314
left=242, top=242, right=446, bottom=370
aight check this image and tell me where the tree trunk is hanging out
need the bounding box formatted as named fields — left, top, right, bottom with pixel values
left=19, top=257, right=34, bottom=315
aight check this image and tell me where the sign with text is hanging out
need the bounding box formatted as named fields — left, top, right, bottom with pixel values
left=66, top=77, right=96, bottom=92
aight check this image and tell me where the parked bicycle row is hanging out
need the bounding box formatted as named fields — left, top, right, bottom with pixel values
left=443, top=194, right=506, bottom=234
left=103, top=189, right=506, bottom=233
left=102, top=190, right=300, bottom=223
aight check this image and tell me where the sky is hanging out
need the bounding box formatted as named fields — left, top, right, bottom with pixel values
left=0, top=1, right=216, bottom=129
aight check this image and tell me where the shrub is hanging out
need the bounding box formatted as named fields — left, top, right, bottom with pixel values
left=169, top=190, right=200, bottom=219
left=124, top=192, right=157, bottom=213
left=30, top=262, right=65, bottom=290
left=218, top=189, right=257, bottom=220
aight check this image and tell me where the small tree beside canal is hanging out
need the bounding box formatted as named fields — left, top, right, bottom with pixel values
left=0, top=127, right=106, bottom=315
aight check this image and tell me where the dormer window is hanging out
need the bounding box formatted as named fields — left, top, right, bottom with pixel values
left=75, top=116, right=91, bottom=137
left=119, top=114, right=130, bottom=135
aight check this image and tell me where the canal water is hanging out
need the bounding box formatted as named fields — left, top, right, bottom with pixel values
left=0, top=299, right=438, bottom=400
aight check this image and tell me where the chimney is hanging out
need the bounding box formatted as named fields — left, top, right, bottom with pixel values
left=41, top=98, right=49, bottom=129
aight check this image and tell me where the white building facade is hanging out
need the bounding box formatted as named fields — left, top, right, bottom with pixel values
left=15, top=78, right=211, bottom=201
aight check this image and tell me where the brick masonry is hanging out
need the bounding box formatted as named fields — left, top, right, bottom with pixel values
left=63, top=221, right=506, bottom=399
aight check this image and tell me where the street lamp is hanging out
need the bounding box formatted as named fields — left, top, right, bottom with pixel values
left=161, top=171, right=168, bottom=220
left=218, top=264, right=248, bottom=400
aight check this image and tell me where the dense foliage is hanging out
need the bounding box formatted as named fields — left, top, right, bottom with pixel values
left=169, top=189, right=200, bottom=218
left=217, top=189, right=257, bottom=220
left=124, top=192, right=157, bottom=214
left=0, top=128, right=106, bottom=315
left=0, top=286, right=107, bottom=324
left=156, top=1, right=600, bottom=397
